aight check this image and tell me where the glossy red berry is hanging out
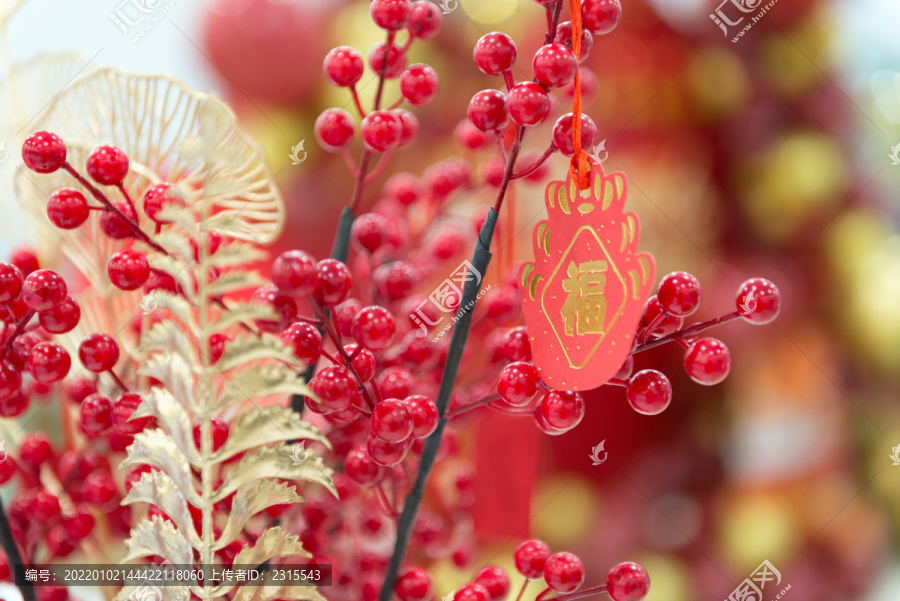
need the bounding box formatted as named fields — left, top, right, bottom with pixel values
left=684, top=338, right=731, bottom=385
left=606, top=562, right=650, bottom=601
left=352, top=213, right=389, bottom=253
left=554, top=21, right=593, bottom=62
left=407, top=0, right=442, bottom=39
left=0, top=388, right=28, bottom=417
left=343, top=344, right=376, bottom=382
left=626, top=370, right=672, bottom=416
left=80, top=393, right=113, bottom=436
left=657, top=272, right=701, bottom=317
left=543, top=552, right=585, bottom=594
left=371, top=0, right=411, bottom=31
left=18, top=432, right=53, bottom=472
left=455, top=583, right=491, bottom=601
left=455, top=119, right=493, bottom=150
left=61, top=507, right=95, bottom=541
left=335, top=298, right=363, bottom=336
left=351, top=306, right=396, bottom=350
left=393, top=109, right=420, bottom=148
left=552, top=113, right=599, bottom=157
left=475, top=566, right=510, bottom=600
left=366, top=433, right=410, bottom=466
left=538, top=390, right=585, bottom=431
left=508, top=82, right=551, bottom=127
left=404, top=395, right=438, bottom=438
left=468, top=90, right=509, bottom=133
left=79, top=333, right=120, bottom=373
left=323, top=46, right=364, bottom=87
left=497, top=362, right=539, bottom=406
left=107, top=249, right=150, bottom=291
left=315, top=259, right=352, bottom=305
left=208, top=333, right=232, bottom=365
left=473, top=32, right=517, bottom=75
left=0, top=454, right=17, bottom=483
left=361, top=110, right=402, bottom=153
left=142, top=183, right=182, bottom=224
left=65, top=377, right=97, bottom=404
left=99, top=201, right=137, bottom=239
left=22, top=131, right=66, bottom=173
left=582, top=0, right=622, bottom=35
left=736, top=278, right=781, bottom=325
left=0, top=262, right=23, bottom=303
left=373, top=262, right=417, bottom=300
left=395, top=566, right=432, bottom=601
left=502, top=326, right=532, bottom=361
left=315, top=108, right=356, bottom=150
left=192, top=417, right=229, bottom=452
left=345, top=447, right=383, bottom=486
left=640, top=296, right=684, bottom=340
left=368, top=40, right=407, bottom=78
left=28, top=342, right=71, bottom=383
left=533, top=43, right=578, bottom=88
left=113, top=392, right=152, bottom=435
left=384, top=172, right=422, bottom=205
left=38, top=296, right=81, bottom=334
left=309, top=366, right=356, bottom=412
left=22, top=269, right=67, bottom=311
left=0, top=361, right=21, bottom=398
left=272, top=250, right=319, bottom=297
left=371, top=398, right=413, bottom=442
left=281, top=322, right=323, bottom=366
left=515, top=539, right=551, bottom=579
left=84, top=472, right=117, bottom=505
left=400, top=63, right=439, bottom=105
left=46, top=188, right=89, bottom=229
left=251, top=284, right=298, bottom=333
left=86, top=145, right=129, bottom=186
left=377, top=366, right=413, bottom=398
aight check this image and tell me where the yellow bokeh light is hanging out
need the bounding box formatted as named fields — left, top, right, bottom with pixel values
left=531, top=474, right=598, bottom=547
left=461, top=0, right=519, bottom=25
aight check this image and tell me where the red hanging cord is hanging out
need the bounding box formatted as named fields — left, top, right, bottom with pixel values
left=568, top=0, right=591, bottom=190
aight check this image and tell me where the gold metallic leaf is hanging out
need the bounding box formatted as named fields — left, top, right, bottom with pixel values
left=141, top=353, right=196, bottom=412
left=152, top=291, right=195, bottom=329
left=204, top=271, right=267, bottom=299
left=212, top=406, right=329, bottom=462
left=217, top=364, right=312, bottom=410
left=122, top=470, right=201, bottom=548
left=149, top=254, right=197, bottom=304
left=207, top=302, right=277, bottom=334
left=212, top=445, right=336, bottom=502
left=122, top=429, right=203, bottom=507
left=157, top=229, right=198, bottom=263
left=122, top=515, right=193, bottom=565
left=233, top=527, right=310, bottom=565
left=140, top=319, right=198, bottom=368
left=133, top=388, right=201, bottom=465
left=214, top=336, right=300, bottom=373
left=206, top=242, right=268, bottom=268
left=214, top=480, right=302, bottom=550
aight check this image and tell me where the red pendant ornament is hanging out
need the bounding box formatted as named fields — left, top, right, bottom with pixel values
left=521, top=163, right=655, bottom=391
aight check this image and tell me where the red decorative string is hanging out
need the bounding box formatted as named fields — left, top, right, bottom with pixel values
left=568, top=0, right=591, bottom=190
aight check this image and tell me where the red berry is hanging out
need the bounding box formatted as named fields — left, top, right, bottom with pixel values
left=361, top=110, right=402, bottom=153
left=395, top=566, right=432, bottom=601
left=366, top=433, right=410, bottom=466
left=86, top=145, right=129, bottom=186
left=0, top=262, right=23, bottom=303
left=543, top=552, right=585, bottom=594
left=508, top=82, right=551, bottom=127
left=99, top=201, right=137, bottom=239
left=455, top=583, right=491, bottom=601
left=81, top=393, right=113, bottom=436
left=372, top=398, right=413, bottom=442
left=606, top=562, right=650, bottom=601
left=468, top=90, right=509, bottom=133
left=8, top=248, right=39, bottom=276
left=28, top=342, right=71, bottom=383
left=345, top=447, right=383, bottom=486
left=84, top=472, right=117, bottom=505
left=22, top=269, right=67, bottom=311
left=107, top=249, right=150, bottom=291
left=38, top=296, right=80, bottom=334
left=552, top=113, right=599, bottom=156
left=0, top=360, right=22, bottom=399
left=554, top=21, right=593, bottom=62
left=473, top=32, right=517, bottom=75
left=343, top=344, right=376, bottom=382
left=374, top=262, right=417, bottom=300
left=22, top=131, right=66, bottom=173
left=315, top=108, right=356, bottom=150
left=314, top=259, right=352, bottom=305
left=502, top=326, right=532, bottom=361
left=684, top=338, right=731, bottom=386
left=272, top=250, right=319, bottom=297
left=377, top=366, right=413, bottom=398
left=352, top=306, right=396, bottom=350
left=582, top=0, right=622, bottom=35
left=323, top=46, right=364, bottom=87
left=384, top=172, right=422, bottom=205
left=407, top=0, right=442, bottom=39
left=142, top=183, right=183, bottom=224
left=626, top=370, right=672, bottom=415
left=393, top=109, right=420, bottom=148
left=518, top=149, right=551, bottom=183
left=515, top=539, right=551, bottom=579
left=371, top=0, right=411, bottom=31
left=250, top=284, right=298, bottom=333
left=498, top=362, right=539, bottom=406
left=455, top=119, right=493, bottom=150
left=352, top=214, right=389, bottom=253
left=78, top=333, right=120, bottom=373
left=309, top=366, right=356, bottom=412
left=281, top=322, right=323, bottom=366
left=404, top=395, right=438, bottom=438
left=400, top=63, right=439, bottom=105
left=37, top=585, right=68, bottom=601
left=192, top=417, right=229, bottom=452
left=640, top=296, right=684, bottom=340
left=335, top=298, right=363, bottom=336
left=475, top=566, right=510, bottom=600
left=736, top=278, right=781, bottom=325
left=18, top=432, right=53, bottom=472
left=209, top=333, right=232, bottom=365
left=656, top=272, right=701, bottom=317
left=61, top=507, right=95, bottom=541
left=0, top=454, right=17, bottom=483
left=0, top=389, right=28, bottom=417
left=538, top=390, right=585, bottom=431
left=113, top=392, right=152, bottom=435
left=563, top=67, right=598, bottom=99
left=46, top=188, right=89, bottom=229
left=368, top=40, right=407, bottom=78
left=31, top=488, right=62, bottom=521
left=533, top=43, right=577, bottom=88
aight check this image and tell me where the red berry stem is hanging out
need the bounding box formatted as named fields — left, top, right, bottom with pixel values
left=515, top=580, right=530, bottom=601
left=672, top=334, right=691, bottom=351
left=314, top=304, right=377, bottom=409
left=446, top=394, right=501, bottom=419
left=363, top=150, right=395, bottom=185
left=350, top=85, right=367, bottom=119
left=106, top=369, right=128, bottom=393
left=116, top=183, right=138, bottom=218
left=375, top=483, right=398, bottom=518
left=494, top=128, right=525, bottom=213
left=510, top=145, right=557, bottom=180
left=537, top=584, right=608, bottom=601
left=339, top=148, right=359, bottom=177
left=502, top=71, right=515, bottom=91
left=0, top=497, right=35, bottom=601
left=633, top=311, right=741, bottom=354
left=61, top=164, right=167, bottom=254
left=2, top=309, right=34, bottom=350
left=606, top=378, right=627, bottom=387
